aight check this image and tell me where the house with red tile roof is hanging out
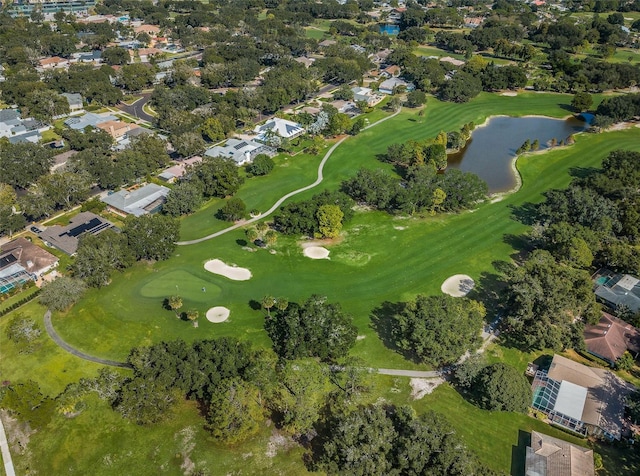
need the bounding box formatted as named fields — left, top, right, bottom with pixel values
left=584, top=312, right=640, bottom=366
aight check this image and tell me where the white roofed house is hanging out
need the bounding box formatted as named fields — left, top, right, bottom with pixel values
left=101, top=183, right=170, bottom=217
left=204, top=139, right=276, bottom=166
left=351, top=86, right=383, bottom=107
left=254, top=118, right=305, bottom=145
left=530, top=354, right=634, bottom=440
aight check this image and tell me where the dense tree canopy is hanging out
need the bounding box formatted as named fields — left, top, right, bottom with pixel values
left=265, top=295, right=357, bottom=361
left=123, top=214, right=180, bottom=261
left=311, top=404, right=496, bottom=475
left=383, top=294, right=485, bottom=366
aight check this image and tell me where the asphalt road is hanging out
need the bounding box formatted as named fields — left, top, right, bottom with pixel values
left=116, top=93, right=155, bottom=123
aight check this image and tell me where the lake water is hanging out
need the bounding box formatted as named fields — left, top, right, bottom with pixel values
left=447, top=116, right=588, bottom=193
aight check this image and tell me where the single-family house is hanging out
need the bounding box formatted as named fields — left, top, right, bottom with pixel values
left=379, top=77, right=415, bottom=94
left=381, top=65, right=401, bottom=78
left=594, top=272, right=640, bottom=314
left=351, top=86, right=383, bottom=107
left=254, top=118, right=305, bottom=142
left=136, top=47, right=162, bottom=63
left=101, top=183, right=170, bottom=217
left=584, top=312, right=640, bottom=366
left=464, top=16, right=484, bottom=29
left=64, top=112, right=118, bottom=131
left=74, top=50, right=102, bottom=64
left=51, top=150, right=78, bottom=171
left=40, top=212, right=116, bottom=255
left=0, top=237, right=59, bottom=280
left=134, top=24, right=161, bottom=36
left=530, top=354, right=634, bottom=439
left=62, top=93, right=84, bottom=112
left=318, top=39, right=337, bottom=48
left=0, top=109, right=43, bottom=143
left=525, top=431, right=594, bottom=476
left=204, top=138, right=276, bottom=166
left=294, top=57, right=316, bottom=68
left=38, top=56, right=69, bottom=70
left=96, top=120, right=140, bottom=140
left=158, top=156, right=203, bottom=183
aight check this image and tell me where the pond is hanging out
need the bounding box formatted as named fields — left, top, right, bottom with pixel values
left=447, top=115, right=588, bottom=193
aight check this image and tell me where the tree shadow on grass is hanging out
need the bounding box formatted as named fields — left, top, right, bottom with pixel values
left=370, top=301, right=421, bottom=363
left=467, top=267, right=508, bottom=316
left=509, top=202, right=538, bottom=225
left=568, top=165, right=599, bottom=180
left=248, top=299, right=262, bottom=311
left=510, top=429, right=531, bottom=476
left=236, top=239, right=247, bottom=247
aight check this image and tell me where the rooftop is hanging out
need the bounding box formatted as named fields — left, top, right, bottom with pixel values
left=525, top=431, right=594, bottom=476
left=0, top=237, right=58, bottom=276
left=584, top=312, right=640, bottom=364
left=101, top=183, right=170, bottom=217
left=39, top=212, right=115, bottom=255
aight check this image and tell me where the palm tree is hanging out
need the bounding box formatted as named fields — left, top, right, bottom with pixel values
left=186, top=309, right=199, bottom=327
left=246, top=227, right=258, bottom=243
left=262, top=295, right=276, bottom=317
left=264, top=230, right=278, bottom=246
left=168, top=295, right=183, bottom=318
left=275, top=297, right=289, bottom=314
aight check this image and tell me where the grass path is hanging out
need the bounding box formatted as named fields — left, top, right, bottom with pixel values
left=176, top=108, right=402, bottom=245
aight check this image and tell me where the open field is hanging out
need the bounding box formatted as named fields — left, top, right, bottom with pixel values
left=4, top=92, right=640, bottom=474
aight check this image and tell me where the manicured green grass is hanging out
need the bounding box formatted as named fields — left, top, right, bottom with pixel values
left=0, top=285, right=39, bottom=313
left=53, top=93, right=640, bottom=371
left=9, top=92, right=640, bottom=475
left=412, top=384, right=589, bottom=474
left=0, top=301, right=105, bottom=396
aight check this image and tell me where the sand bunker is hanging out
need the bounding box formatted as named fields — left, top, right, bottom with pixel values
left=303, top=246, right=330, bottom=259
left=441, top=274, right=475, bottom=297
left=206, top=306, right=230, bottom=323
left=204, top=259, right=251, bottom=280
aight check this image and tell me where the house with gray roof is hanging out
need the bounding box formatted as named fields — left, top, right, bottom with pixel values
left=64, top=112, right=118, bottom=130
left=379, top=77, right=415, bottom=94
left=0, top=109, right=43, bottom=143
left=254, top=118, right=305, bottom=142
left=40, top=212, right=116, bottom=255
left=595, top=272, right=640, bottom=314
left=62, top=93, right=84, bottom=112
left=101, top=183, right=170, bottom=217
left=204, top=138, right=276, bottom=166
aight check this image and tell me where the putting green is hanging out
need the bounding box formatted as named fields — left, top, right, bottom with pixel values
left=139, top=270, right=222, bottom=303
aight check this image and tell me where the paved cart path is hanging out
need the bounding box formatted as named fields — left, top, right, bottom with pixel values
left=176, top=108, right=402, bottom=245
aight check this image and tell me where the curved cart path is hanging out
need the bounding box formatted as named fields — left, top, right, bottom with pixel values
left=177, top=109, right=402, bottom=245
left=0, top=414, right=15, bottom=476
left=44, top=311, right=131, bottom=368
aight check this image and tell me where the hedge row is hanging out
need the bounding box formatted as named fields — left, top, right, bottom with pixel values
left=0, top=289, right=41, bottom=317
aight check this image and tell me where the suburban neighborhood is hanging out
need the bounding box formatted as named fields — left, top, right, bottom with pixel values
left=1, top=0, right=640, bottom=475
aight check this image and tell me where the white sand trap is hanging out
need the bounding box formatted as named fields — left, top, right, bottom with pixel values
left=410, top=378, right=445, bottom=400
left=303, top=246, right=330, bottom=259
left=204, top=259, right=251, bottom=280
left=441, top=274, right=475, bottom=297
left=206, top=306, right=230, bottom=323
left=500, top=91, right=518, bottom=96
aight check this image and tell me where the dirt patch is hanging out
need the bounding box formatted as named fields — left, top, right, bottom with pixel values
left=204, top=259, right=251, bottom=280
left=206, top=307, right=230, bottom=323
left=410, top=378, right=445, bottom=400
left=265, top=429, right=296, bottom=458
left=441, top=274, right=475, bottom=297
left=1, top=410, right=32, bottom=455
